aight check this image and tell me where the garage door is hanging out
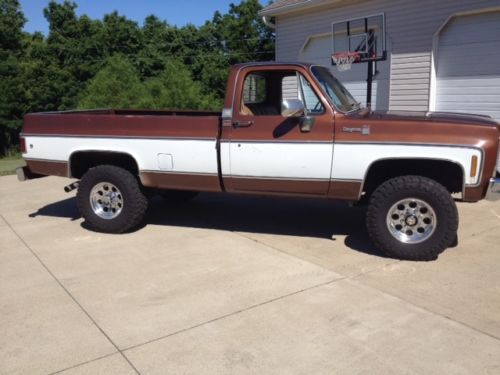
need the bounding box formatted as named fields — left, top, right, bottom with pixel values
left=436, top=11, right=500, bottom=122
left=299, top=34, right=390, bottom=110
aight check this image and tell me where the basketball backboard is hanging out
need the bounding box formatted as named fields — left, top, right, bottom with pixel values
left=332, top=13, right=387, bottom=65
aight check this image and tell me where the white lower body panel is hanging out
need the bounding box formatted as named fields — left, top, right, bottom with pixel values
left=223, top=141, right=334, bottom=180
left=23, top=136, right=219, bottom=175
left=332, top=143, right=482, bottom=186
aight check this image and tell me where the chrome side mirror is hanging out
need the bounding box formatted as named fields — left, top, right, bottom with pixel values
left=281, top=99, right=305, bottom=118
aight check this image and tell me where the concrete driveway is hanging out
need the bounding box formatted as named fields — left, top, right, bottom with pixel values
left=1, top=175, right=500, bottom=375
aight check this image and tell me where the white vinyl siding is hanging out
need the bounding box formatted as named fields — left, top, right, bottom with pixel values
left=390, top=53, right=431, bottom=111
left=282, top=75, right=324, bottom=113
left=435, top=11, right=500, bottom=121
left=282, top=75, right=299, bottom=100
left=274, top=0, right=500, bottom=112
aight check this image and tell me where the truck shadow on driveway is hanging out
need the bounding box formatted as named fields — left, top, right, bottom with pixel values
left=29, top=193, right=386, bottom=258
left=29, top=197, right=81, bottom=221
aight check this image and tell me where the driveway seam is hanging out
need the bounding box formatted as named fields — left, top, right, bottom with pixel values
left=47, top=352, right=118, bottom=375
left=0, top=215, right=141, bottom=375
left=232, top=231, right=339, bottom=271
left=351, top=272, right=500, bottom=342
left=231, top=231, right=500, bottom=342
left=233, top=231, right=402, bottom=279
left=122, top=277, right=343, bottom=352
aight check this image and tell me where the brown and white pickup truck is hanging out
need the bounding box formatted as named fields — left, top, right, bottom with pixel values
left=17, top=62, right=500, bottom=260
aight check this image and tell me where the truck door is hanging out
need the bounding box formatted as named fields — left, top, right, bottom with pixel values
left=220, top=66, right=334, bottom=196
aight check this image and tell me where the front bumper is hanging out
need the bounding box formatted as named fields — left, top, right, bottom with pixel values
left=485, top=178, right=500, bottom=201
left=16, top=166, right=43, bottom=182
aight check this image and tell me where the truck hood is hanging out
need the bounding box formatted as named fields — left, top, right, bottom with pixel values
left=362, top=110, right=500, bottom=129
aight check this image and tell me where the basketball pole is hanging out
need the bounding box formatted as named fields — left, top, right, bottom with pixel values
left=366, top=60, right=374, bottom=109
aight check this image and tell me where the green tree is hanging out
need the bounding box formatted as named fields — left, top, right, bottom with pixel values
left=0, top=0, right=275, bottom=155
left=136, top=15, right=182, bottom=78
left=0, top=0, right=26, bottom=154
left=77, top=55, right=145, bottom=109
left=100, top=11, right=143, bottom=57
left=141, top=60, right=221, bottom=110
left=212, top=0, right=275, bottom=64
left=182, top=0, right=275, bottom=101
left=20, top=32, right=75, bottom=113
left=0, top=0, right=25, bottom=51
left=78, top=56, right=220, bottom=110
left=43, top=1, right=105, bottom=109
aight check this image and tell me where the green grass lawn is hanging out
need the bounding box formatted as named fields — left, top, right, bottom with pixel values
left=0, top=155, right=25, bottom=176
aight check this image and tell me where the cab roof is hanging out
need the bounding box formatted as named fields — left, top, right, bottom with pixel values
left=231, top=61, right=316, bottom=70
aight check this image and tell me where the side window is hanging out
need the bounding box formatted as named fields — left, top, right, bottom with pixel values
left=241, top=72, right=281, bottom=116
left=281, top=74, right=324, bottom=114
left=240, top=70, right=324, bottom=117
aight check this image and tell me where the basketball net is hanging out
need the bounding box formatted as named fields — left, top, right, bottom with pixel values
left=332, top=52, right=360, bottom=71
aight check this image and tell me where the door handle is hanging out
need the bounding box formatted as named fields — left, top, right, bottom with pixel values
left=233, top=120, right=254, bottom=128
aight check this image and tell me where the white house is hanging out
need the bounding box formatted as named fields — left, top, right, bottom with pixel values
left=259, top=0, right=500, bottom=121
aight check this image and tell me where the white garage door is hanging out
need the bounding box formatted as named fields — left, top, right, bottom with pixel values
left=436, top=11, right=500, bottom=122
left=299, top=34, right=390, bottom=110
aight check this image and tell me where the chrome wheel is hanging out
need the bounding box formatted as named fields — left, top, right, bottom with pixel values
left=89, top=182, right=124, bottom=220
left=386, top=198, right=437, bottom=244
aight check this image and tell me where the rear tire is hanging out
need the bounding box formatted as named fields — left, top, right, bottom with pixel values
left=77, top=165, right=148, bottom=233
left=366, top=175, right=458, bottom=261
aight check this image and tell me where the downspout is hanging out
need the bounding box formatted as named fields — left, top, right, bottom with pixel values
left=262, top=15, right=276, bottom=29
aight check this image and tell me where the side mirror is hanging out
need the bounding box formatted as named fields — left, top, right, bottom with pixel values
left=281, top=99, right=305, bottom=118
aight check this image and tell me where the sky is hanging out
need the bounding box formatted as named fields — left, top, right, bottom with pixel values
left=19, top=0, right=267, bottom=34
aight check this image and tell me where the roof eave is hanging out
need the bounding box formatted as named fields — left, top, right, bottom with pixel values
left=259, top=0, right=341, bottom=17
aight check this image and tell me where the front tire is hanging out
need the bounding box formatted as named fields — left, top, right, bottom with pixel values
left=77, top=165, right=148, bottom=233
left=366, top=175, right=458, bottom=261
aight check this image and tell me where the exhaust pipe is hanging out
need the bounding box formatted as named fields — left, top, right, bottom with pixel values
left=64, top=181, right=80, bottom=193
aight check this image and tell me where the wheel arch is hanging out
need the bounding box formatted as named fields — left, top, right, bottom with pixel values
left=69, top=150, right=140, bottom=179
left=361, top=157, right=466, bottom=199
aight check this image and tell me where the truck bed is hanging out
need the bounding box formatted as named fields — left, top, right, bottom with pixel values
left=36, top=108, right=222, bottom=117
left=21, top=109, right=223, bottom=192
left=23, top=109, right=222, bottom=139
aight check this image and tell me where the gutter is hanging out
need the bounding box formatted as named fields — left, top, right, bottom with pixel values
left=259, top=0, right=343, bottom=17
left=262, top=15, right=276, bottom=29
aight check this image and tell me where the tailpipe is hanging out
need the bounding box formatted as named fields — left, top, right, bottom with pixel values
left=64, top=181, right=80, bottom=193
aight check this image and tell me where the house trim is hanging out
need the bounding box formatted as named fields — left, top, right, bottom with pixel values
left=259, top=0, right=344, bottom=17
left=299, top=32, right=331, bottom=60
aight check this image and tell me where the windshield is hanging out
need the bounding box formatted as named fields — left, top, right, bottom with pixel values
left=311, top=66, right=361, bottom=112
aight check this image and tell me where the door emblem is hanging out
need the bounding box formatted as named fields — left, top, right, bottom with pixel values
left=342, top=125, right=370, bottom=135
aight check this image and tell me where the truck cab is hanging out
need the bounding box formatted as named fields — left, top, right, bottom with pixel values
left=220, top=63, right=338, bottom=196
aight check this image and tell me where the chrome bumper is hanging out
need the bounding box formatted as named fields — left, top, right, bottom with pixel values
left=486, top=178, right=500, bottom=201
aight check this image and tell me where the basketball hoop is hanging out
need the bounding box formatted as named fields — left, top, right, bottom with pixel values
left=332, top=52, right=361, bottom=71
